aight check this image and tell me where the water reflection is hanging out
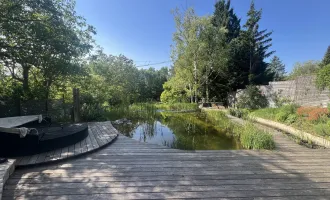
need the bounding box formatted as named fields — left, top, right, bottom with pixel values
left=116, top=112, right=242, bottom=150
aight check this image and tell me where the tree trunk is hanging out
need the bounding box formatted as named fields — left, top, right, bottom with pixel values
left=194, top=59, right=198, bottom=103
left=206, top=78, right=209, bottom=103
left=22, top=66, right=30, bottom=94
left=189, top=83, right=193, bottom=103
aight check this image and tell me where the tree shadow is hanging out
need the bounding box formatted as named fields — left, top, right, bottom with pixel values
left=3, top=134, right=330, bottom=199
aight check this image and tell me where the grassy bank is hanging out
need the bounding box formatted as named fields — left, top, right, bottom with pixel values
left=249, top=105, right=330, bottom=139
left=155, top=103, right=199, bottom=111
left=204, top=110, right=275, bottom=150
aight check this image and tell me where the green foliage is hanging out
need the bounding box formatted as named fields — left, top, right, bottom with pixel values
left=204, top=110, right=275, bottom=149
left=238, top=123, right=275, bottom=150
left=270, top=91, right=292, bottom=108
left=275, top=111, right=289, bottom=122
left=268, top=56, right=286, bottom=81
left=316, top=64, right=330, bottom=90
left=314, top=123, right=330, bottom=137
left=321, top=46, right=330, bottom=67
left=288, top=60, right=321, bottom=80
left=285, top=114, right=298, bottom=124
left=170, top=7, right=229, bottom=103
left=240, top=1, right=275, bottom=84
left=274, top=104, right=298, bottom=122
left=106, top=103, right=158, bottom=122
left=155, top=103, right=198, bottom=111
left=160, top=77, right=189, bottom=103
left=251, top=105, right=330, bottom=139
left=237, top=85, right=268, bottom=109
left=0, top=0, right=95, bottom=96
left=229, top=109, right=250, bottom=119
left=80, top=104, right=107, bottom=122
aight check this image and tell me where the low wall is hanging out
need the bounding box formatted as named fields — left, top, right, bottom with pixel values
left=230, top=75, right=330, bottom=107
left=252, top=117, right=330, bottom=148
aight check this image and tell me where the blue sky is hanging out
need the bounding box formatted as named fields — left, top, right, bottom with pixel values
left=76, top=0, right=330, bottom=72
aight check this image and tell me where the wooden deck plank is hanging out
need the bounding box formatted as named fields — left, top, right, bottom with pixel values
left=91, top=126, right=105, bottom=147
left=88, top=127, right=99, bottom=149
left=6, top=121, right=330, bottom=199
left=26, top=154, right=39, bottom=165
left=73, top=141, right=82, bottom=155
left=43, top=150, right=55, bottom=163
left=51, top=148, right=62, bottom=161
left=81, top=138, right=88, bottom=153
left=85, top=133, right=93, bottom=151
left=93, top=124, right=108, bottom=146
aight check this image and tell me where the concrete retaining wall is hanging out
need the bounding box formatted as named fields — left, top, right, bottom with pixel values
left=230, top=75, right=330, bottom=107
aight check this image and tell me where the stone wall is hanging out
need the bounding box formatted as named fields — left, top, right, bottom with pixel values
left=230, top=75, right=330, bottom=107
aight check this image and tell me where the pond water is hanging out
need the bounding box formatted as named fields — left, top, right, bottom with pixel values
left=116, top=111, right=242, bottom=150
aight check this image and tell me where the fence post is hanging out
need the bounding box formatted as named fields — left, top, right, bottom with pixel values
left=73, top=88, right=80, bottom=122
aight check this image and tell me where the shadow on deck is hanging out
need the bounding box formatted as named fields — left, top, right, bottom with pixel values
left=2, top=132, right=330, bottom=199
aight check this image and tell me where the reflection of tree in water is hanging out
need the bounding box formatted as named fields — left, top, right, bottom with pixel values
left=160, top=112, right=241, bottom=150
left=139, top=120, right=156, bottom=142
left=117, top=111, right=241, bottom=150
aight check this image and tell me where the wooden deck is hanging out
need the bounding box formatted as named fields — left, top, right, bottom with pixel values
left=14, top=121, right=118, bottom=167
left=0, top=159, right=16, bottom=200
left=3, top=124, right=330, bottom=200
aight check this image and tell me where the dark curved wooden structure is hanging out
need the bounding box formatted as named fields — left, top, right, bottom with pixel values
left=0, top=122, right=88, bottom=157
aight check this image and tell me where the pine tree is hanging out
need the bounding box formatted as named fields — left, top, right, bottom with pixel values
left=212, top=0, right=241, bottom=42
left=321, top=46, right=330, bottom=67
left=210, top=0, right=243, bottom=102
left=269, top=56, right=285, bottom=81
left=241, top=0, right=275, bottom=84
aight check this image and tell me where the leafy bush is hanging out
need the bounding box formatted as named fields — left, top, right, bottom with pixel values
left=316, top=64, right=330, bottom=90
left=80, top=103, right=107, bottom=121
left=237, top=85, right=268, bottom=109
left=204, top=110, right=275, bottom=150
left=297, top=106, right=328, bottom=121
left=314, top=123, right=330, bottom=137
left=229, top=109, right=250, bottom=119
left=274, top=104, right=298, bottom=122
left=270, top=91, right=293, bottom=108
left=275, top=111, right=289, bottom=122
left=308, top=108, right=328, bottom=121
left=238, top=123, right=275, bottom=150
left=285, top=114, right=298, bottom=124
left=155, top=103, right=198, bottom=111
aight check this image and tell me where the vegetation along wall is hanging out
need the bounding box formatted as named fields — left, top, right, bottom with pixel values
left=231, top=76, right=330, bottom=107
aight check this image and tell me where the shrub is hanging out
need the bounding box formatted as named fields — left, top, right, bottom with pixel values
left=273, top=104, right=299, bottom=122
left=229, top=109, right=249, bottom=119
left=80, top=103, right=107, bottom=121
left=238, top=123, right=275, bottom=150
left=297, top=107, right=314, bottom=117
left=316, top=64, right=330, bottom=90
left=297, top=106, right=329, bottom=121
left=275, top=111, right=289, bottom=122
left=314, top=123, right=330, bottom=137
left=155, top=103, right=198, bottom=111
left=285, top=114, right=298, bottom=124
left=237, top=85, right=268, bottom=109
left=308, top=108, right=328, bottom=121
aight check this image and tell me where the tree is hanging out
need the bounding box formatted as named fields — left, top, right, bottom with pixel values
left=240, top=0, right=274, bottom=84
left=169, top=7, right=228, bottom=103
left=171, top=8, right=206, bottom=103
left=0, top=0, right=95, bottom=98
left=268, top=56, right=285, bottom=81
left=288, top=60, right=320, bottom=79
left=321, top=46, right=330, bottom=67
left=212, top=0, right=240, bottom=42
left=316, top=64, right=330, bottom=90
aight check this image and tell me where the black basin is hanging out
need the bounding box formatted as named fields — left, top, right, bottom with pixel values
left=0, top=122, right=88, bottom=157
